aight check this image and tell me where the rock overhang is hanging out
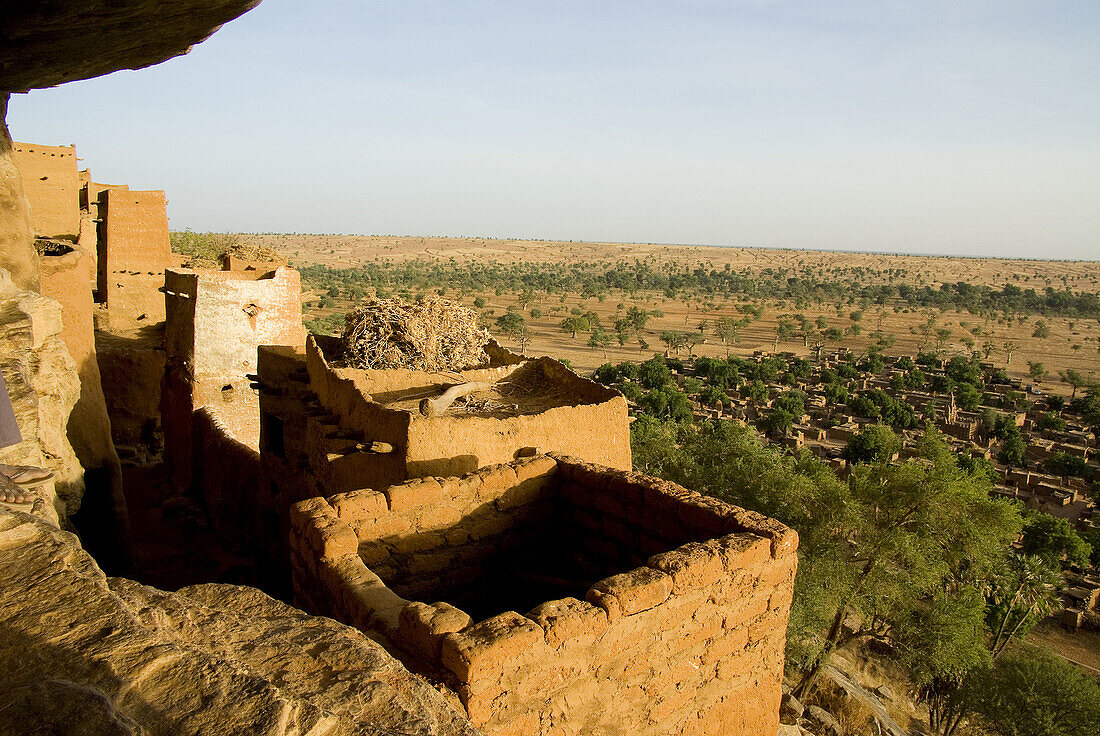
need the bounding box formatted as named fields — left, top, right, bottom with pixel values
left=1, top=0, right=263, bottom=93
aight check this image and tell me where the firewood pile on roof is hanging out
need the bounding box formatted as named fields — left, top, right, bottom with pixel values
left=223, top=241, right=282, bottom=262
left=340, top=296, right=490, bottom=372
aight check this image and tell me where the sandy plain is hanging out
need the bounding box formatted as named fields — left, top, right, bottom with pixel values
left=237, top=233, right=1099, bottom=383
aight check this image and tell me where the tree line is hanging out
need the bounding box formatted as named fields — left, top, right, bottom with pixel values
left=293, top=260, right=1100, bottom=318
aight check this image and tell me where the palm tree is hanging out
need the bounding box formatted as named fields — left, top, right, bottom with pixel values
left=986, top=553, right=1061, bottom=661
left=922, top=554, right=1061, bottom=736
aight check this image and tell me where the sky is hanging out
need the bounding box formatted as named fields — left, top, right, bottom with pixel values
left=7, top=1, right=1100, bottom=259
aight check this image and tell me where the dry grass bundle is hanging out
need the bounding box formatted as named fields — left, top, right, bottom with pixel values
left=224, top=241, right=282, bottom=262
left=341, top=296, right=490, bottom=371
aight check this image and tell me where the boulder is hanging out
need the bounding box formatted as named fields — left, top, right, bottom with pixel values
left=823, top=664, right=909, bottom=736
left=874, top=684, right=895, bottom=701
left=0, top=100, right=37, bottom=292
left=805, top=705, right=842, bottom=736
left=777, top=725, right=814, bottom=736
left=0, top=507, right=477, bottom=735
left=780, top=692, right=806, bottom=724
left=0, top=267, right=82, bottom=520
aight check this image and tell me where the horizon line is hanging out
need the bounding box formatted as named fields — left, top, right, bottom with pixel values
left=171, top=229, right=1100, bottom=266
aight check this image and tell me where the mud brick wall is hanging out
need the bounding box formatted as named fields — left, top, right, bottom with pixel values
left=96, top=189, right=172, bottom=320
left=331, top=457, right=559, bottom=603
left=300, top=337, right=632, bottom=489
left=192, top=407, right=262, bottom=545
left=403, top=360, right=631, bottom=479
left=84, top=181, right=129, bottom=212
left=81, top=182, right=129, bottom=283
left=303, top=399, right=411, bottom=495
left=95, top=332, right=166, bottom=450
left=288, top=455, right=797, bottom=736
left=258, top=345, right=321, bottom=502
left=221, top=253, right=286, bottom=272
left=12, top=142, right=80, bottom=238
left=165, top=266, right=306, bottom=378
left=99, top=189, right=171, bottom=275
left=447, top=456, right=798, bottom=736
left=288, top=493, right=410, bottom=642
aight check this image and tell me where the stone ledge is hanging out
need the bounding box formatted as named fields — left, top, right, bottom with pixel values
left=0, top=506, right=476, bottom=735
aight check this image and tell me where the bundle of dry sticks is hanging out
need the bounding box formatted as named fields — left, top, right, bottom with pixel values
left=223, top=241, right=282, bottom=262
left=340, top=296, right=489, bottom=371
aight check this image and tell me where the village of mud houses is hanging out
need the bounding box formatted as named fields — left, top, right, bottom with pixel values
left=1, top=3, right=1097, bottom=736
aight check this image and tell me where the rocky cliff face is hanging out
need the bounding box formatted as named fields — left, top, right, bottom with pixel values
left=0, top=0, right=262, bottom=93
left=0, top=97, right=38, bottom=292
left=0, top=507, right=478, bottom=735
left=37, top=242, right=130, bottom=563
left=0, top=268, right=83, bottom=519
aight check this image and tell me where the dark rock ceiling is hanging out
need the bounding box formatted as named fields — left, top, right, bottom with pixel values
left=1, top=0, right=262, bottom=93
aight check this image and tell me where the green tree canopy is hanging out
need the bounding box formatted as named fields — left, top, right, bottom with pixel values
left=626, top=305, right=651, bottom=331
left=946, top=356, right=983, bottom=386
left=559, top=315, right=590, bottom=338
left=791, top=429, right=1020, bottom=697
left=997, top=429, right=1027, bottom=467
left=638, top=354, right=672, bottom=389
left=1059, top=368, right=1087, bottom=399
left=629, top=419, right=1021, bottom=703
left=495, top=311, right=526, bottom=336
left=842, top=424, right=902, bottom=464
left=955, top=383, right=982, bottom=412
left=1019, top=512, right=1092, bottom=569
left=639, top=385, right=693, bottom=422
left=971, top=646, right=1100, bottom=736
left=587, top=327, right=612, bottom=349
left=773, top=390, right=806, bottom=417
left=760, top=408, right=795, bottom=436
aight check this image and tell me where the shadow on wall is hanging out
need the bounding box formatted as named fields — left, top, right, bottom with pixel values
left=406, top=454, right=480, bottom=480
left=94, top=323, right=167, bottom=454
left=67, top=351, right=129, bottom=573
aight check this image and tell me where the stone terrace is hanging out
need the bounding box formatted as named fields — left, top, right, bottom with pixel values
left=289, top=454, right=797, bottom=736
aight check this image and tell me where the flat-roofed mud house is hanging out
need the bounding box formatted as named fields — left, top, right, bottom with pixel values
left=257, top=335, right=631, bottom=505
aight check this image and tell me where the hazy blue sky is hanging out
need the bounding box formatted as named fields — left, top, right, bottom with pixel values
left=8, top=1, right=1099, bottom=259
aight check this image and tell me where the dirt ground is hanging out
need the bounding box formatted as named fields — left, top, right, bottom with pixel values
left=1027, top=618, right=1100, bottom=675
left=239, top=234, right=1098, bottom=384
left=470, top=288, right=1100, bottom=382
